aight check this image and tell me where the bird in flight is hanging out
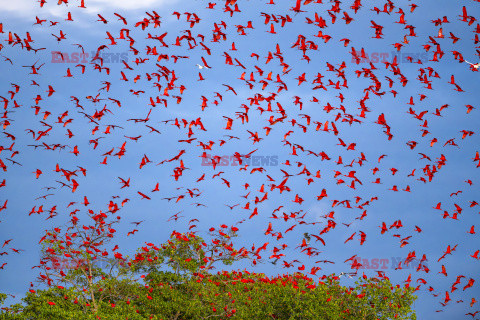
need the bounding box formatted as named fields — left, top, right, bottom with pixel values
left=464, top=60, right=480, bottom=70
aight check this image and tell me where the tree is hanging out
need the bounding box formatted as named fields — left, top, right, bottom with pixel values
left=130, top=225, right=252, bottom=275
left=1, top=270, right=417, bottom=320
left=1, top=225, right=417, bottom=320
left=32, top=206, right=137, bottom=315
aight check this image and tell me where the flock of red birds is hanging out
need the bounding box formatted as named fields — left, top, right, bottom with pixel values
left=0, top=0, right=480, bottom=318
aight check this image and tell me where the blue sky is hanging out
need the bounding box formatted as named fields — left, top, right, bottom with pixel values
left=0, top=0, right=479, bottom=318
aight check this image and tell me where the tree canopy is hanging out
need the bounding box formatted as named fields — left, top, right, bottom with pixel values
left=0, top=225, right=417, bottom=320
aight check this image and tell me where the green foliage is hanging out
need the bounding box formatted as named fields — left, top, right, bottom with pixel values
left=130, top=228, right=248, bottom=276
left=1, top=272, right=416, bottom=320
left=0, top=231, right=416, bottom=319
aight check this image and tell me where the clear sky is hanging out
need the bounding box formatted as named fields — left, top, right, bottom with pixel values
left=0, top=0, right=479, bottom=319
